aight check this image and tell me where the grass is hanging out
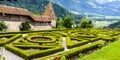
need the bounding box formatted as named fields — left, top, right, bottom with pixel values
left=78, top=39, right=120, bottom=60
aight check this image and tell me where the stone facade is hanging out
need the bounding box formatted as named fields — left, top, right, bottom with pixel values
left=0, top=1, right=56, bottom=31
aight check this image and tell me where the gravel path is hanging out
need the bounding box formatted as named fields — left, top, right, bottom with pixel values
left=1, top=48, right=23, bottom=60
left=62, top=37, right=68, bottom=51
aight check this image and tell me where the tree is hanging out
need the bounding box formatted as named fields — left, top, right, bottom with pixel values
left=79, top=18, right=94, bottom=28
left=0, top=0, right=17, bottom=4
left=0, top=21, right=7, bottom=31
left=63, top=15, right=74, bottom=28
left=19, top=21, right=31, bottom=31
left=0, top=0, right=17, bottom=2
left=56, top=18, right=65, bottom=29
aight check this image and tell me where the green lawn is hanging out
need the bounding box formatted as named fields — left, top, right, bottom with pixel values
left=78, top=39, right=120, bottom=60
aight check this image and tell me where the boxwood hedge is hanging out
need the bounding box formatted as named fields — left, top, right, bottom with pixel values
left=27, top=36, right=56, bottom=43
left=0, top=34, right=21, bottom=46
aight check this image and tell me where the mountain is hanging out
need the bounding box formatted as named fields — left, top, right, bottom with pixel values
left=108, top=21, right=120, bottom=28
left=52, top=0, right=120, bottom=16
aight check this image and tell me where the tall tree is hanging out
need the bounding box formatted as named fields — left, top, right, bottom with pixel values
left=63, top=15, right=74, bottom=28
left=79, top=18, right=94, bottom=28
left=0, top=0, right=17, bottom=3
left=56, top=17, right=64, bottom=29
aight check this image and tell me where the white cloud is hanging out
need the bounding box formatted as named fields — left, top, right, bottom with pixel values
left=96, top=0, right=120, bottom=4
left=70, top=10, right=80, bottom=15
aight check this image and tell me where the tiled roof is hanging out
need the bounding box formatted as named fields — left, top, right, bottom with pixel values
left=43, top=2, right=56, bottom=18
left=0, top=2, right=56, bottom=22
left=31, top=15, right=51, bottom=22
left=0, top=5, right=30, bottom=16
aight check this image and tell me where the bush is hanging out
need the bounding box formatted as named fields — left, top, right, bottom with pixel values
left=0, top=20, right=7, bottom=31
left=19, top=21, right=31, bottom=31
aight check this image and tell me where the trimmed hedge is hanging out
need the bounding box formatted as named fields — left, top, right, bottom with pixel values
left=102, top=37, right=116, bottom=42
left=27, top=36, right=56, bottom=43
left=39, top=40, right=105, bottom=60
left=29, top=46, right=64, bottom=59
left=14, top=45, right=56, bottom=49
left=5, top=44, right=29, bottom=59
left=66, top=37, right=89, bottom=48
left=12, top=43, right=39, bottom=45
left=61, top=40, right=105, bottom=58
left=5, top=45, right=64, bottom=59
left=1, top=28, right=119, bottom=60
left=0, top=28, right=67, bottom=34
left=89, top=37, right=102, bottom=42
left=0, top=34, right=21, bottom=46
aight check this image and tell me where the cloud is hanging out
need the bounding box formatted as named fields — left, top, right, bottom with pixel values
left=96, top=0, right=120, bottom=4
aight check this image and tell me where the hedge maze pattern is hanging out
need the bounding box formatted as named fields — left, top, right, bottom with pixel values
left=0, top=29, right=120, bottom=60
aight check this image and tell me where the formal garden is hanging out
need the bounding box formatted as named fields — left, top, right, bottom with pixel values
left=0, top=28, right=120, bottom=60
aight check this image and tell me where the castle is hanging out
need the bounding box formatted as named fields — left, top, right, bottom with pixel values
left=0, top=1, right=56, bottom=31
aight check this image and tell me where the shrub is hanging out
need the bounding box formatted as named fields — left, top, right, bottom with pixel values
left=0, top=20, right=7, bottom=31
left=19, top=21, right=31, bottom=31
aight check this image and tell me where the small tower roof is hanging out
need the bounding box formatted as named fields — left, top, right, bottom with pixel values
left=43, top=1, right=56, bottom=18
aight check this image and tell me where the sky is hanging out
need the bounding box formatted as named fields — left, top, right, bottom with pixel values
left=96, top=0, right=120, bottom=4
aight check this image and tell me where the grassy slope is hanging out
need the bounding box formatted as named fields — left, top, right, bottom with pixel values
left=78, top=39, right=120, bottom=60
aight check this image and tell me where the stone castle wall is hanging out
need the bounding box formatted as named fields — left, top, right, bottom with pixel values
left=4, top=21, right=52, bottom=31
left=0, top=14, right=54, bottom=31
